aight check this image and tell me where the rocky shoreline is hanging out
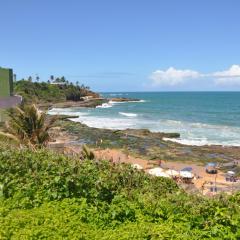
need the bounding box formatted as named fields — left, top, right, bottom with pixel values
left=52, top=118, right=240, bottom=176
left=44, top=95, right=240, bottom=176
left=39, top=97, right=142, bottom=110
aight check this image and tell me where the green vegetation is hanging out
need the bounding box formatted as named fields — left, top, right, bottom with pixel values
left=14, top=80, right=98, bottom=104
left=0, top=146, right=240, bottom=239
left=0, top=104, right=57, bottom=149
left=81, top=144, right=95, bottom=160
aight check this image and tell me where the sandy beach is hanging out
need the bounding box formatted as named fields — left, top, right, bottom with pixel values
left=93, top=148, right=239, bottom=195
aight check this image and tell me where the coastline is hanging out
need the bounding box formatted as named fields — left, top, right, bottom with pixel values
left=2, top=91, right=237, bottom=195
left=46, top=96, right=240, bottom=167
left=39, top=97, right=142, bottom=110
left=47, top=92, right=240, bottom=147
left=49, top=118, right=240, bottom=194
left=51, top=118, right=240, bottom=175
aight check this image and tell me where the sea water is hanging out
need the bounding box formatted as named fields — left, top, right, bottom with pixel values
left=48, top=92, right=240, bottom=146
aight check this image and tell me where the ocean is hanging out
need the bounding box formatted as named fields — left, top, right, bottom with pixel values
left=48, top=92, right=240, bottom=146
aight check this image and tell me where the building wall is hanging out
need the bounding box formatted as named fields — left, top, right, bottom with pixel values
left=0, top=67, right=13, bottom=98
left=0, top=67, right=14, bottom=122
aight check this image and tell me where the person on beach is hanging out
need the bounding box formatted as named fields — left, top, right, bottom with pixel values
left=158, top=160, right=162, bottom=167
left=201, top=181, right=207, bottom=194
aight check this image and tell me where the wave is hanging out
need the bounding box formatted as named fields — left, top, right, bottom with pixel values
left=130, top=99, right=147, bottom=103
left=163, top=137, right=240, bottom=147
left=96, top=103, right=113, bottom=108
left=48, top=108, right=89, bottom=117
left=163, top=137, right=210, bottom=146
left=119, top=112, right=138, bottom=117
left=48, top=107, right=240, bottom=147
left=109, top=99, right=147, bottom=104
left=70, top=116, right=136, bottom=129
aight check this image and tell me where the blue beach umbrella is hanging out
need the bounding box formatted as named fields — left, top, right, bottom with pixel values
left=181, top=167, right=193, bottom=172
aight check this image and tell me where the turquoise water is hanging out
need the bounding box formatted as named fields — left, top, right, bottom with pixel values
left=49, top=92, right=240, bottom=146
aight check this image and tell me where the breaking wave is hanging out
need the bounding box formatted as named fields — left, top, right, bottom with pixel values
left=119, top=112, right=138, bottom=117
left=48, top=105, right=240, bottom=147
left=96, top=103, right=113, bottom=108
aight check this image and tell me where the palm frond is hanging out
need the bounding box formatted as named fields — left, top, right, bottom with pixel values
left=2, top=104, right=57, bottom=149
left=0, top=131, right=20, bottom=144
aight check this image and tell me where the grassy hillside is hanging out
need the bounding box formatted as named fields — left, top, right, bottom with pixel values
left=0, top=145, right=239, bottom=239
left=14, top=80, right=99, bottom=104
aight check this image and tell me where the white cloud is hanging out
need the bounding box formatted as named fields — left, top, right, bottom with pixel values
left=149, top=67, right=201, bottom=86
left=149, top=65, right=240, bottom=87
left=213, top=65, right=240, bottom=86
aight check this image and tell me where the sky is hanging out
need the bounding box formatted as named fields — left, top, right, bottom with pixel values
left=1, top=0, right=240, bottom=92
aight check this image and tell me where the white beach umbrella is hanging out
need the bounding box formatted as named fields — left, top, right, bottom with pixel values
left=227, top=171, right=235, bottom=176
left=132, top=163, right=143, bottom=170
left=156, top=172, right=171, bottom=178
left=165, top=169, right=180, bottom=177
left=148, top=167, right=163, bottom=175
left=180, top=171, right=194, bottom=178
left=148, top=168, right=170, bottom=178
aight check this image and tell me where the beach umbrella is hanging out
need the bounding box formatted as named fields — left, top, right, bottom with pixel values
left=206, top=162, right=217, bottom=167
left=150, top=172, right=170, bottom=178
left=180, top=171, right=194, bottom=178
left=148, top=168, right=170, bottom=178
left=148, top=167, right=163, bottom=175
left=165, top=169, right=179, bottom=177
left=181, top=167, right=193, bottom=172
left=227, top=171, right=235, bottom=176
left=132, top=163, right=143, bottom=170
left=156, top=172, right=170, bottom=178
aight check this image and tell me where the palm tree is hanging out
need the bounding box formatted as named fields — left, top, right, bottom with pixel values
left=36, top=75, right=40, bottom=82
left=60, top=76, right=66, bottom=82
left=81, top=145, right=95, bottom=160
left=0, top=104, right=57, bottom=149
left=50, top=75, right=54, bottom=82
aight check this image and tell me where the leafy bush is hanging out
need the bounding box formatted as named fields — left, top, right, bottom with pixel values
left=0, top=147, right=240, bottom=239
left=14, top=80, right=97, bottom=104
left=0, top=147, right=177, bottom=208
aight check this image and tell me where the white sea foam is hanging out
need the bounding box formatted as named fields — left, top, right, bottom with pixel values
left=163, top=138, right=210, bottom=146
left=130, top=99, right=147, bottom=103
left=48, top=106, right=240, bottom=147
left=159, top=119, right=240, bottom=146
left=119, top=112, right=138, bottom=117
left=96, top=103, right=113, bottom=108
left=70, top=116, right=136, bottom=129
left=163, top=137, right=240, bottom=147
left=109, top=99, right=147, bottom=104
left=48, top=108, right=89, bottom=117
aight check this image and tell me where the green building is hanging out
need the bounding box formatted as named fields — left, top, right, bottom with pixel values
left=0, top=67, right=21, bottom=122
left=0, top=67, right=13, bottom=97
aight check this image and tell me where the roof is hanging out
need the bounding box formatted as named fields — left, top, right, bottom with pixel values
left=50, top=82, right=67, bottom=85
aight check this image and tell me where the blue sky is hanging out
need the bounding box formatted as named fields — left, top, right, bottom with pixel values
left=1, top=0, right=240, bottom=91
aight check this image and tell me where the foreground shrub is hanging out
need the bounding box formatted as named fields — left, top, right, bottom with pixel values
left=0, top=147, right=239, bottom=239
left=0, top=147, right=177, bottom=208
